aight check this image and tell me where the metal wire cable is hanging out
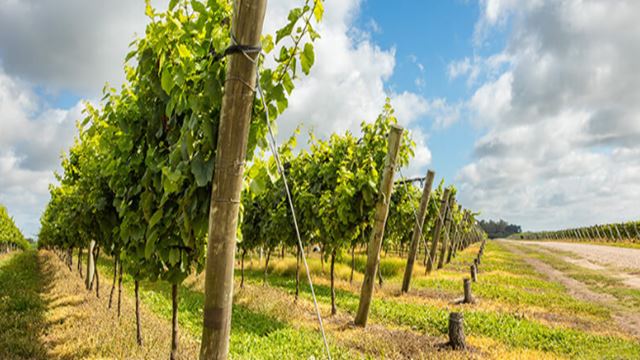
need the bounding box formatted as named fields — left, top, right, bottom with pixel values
left=397, top=167, right=437, bottom=268
left=251, top=53, right=332, bottom=360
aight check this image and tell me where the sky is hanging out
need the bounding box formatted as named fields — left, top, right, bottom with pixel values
left=1, top=0, right=639, bottom=237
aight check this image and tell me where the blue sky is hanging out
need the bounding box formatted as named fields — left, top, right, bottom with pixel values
left=1, top=0, right=640, bottom=237
left=356, top=0, right=503, bottom=188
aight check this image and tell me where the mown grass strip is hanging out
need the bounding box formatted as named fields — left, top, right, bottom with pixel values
left=0, top=251, right=48, bottom=360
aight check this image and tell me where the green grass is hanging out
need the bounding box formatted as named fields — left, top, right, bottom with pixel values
left=95, top=257, right=355, bottom=359
left=240, top=242, right=640, bottom=359
left=516, top=245, right=640, bottom=309
left=0, top=251, right=48, bottom=360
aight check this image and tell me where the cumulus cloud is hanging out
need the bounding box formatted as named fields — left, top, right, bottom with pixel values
left=456, top=0, right=640, bottom=230
left=0, top=0, right=171, bottom=94
left=1, top=0, right=439, bottom=235
left=266, top=0, right=434, bottom=174
left=0, top=68, right=81, bottom=236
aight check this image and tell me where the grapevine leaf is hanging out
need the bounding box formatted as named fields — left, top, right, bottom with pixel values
left=314, top=0, right=324, bottom=22
left=161, top=68, right=174, bottom=94
left=301, top=43, right=315, bottom=75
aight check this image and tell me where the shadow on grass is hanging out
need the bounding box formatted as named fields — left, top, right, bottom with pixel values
left=93, top=255, right=286, bottom=337
left=0, top=251, right=50, bottom=360
left=139, top=278, right=287, bottom=337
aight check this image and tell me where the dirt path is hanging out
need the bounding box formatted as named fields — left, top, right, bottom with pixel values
left=516, top=241, right=640, bottom=271
left=516, top=240, right=640, bottom=289
left=498, top=241, right=617, bottom=303
left=498, top=240, right=640, bottom=340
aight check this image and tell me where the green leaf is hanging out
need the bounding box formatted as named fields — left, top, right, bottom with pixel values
left=145, top=0, right=154, bottom=18
left=191, top=153, right=214, bottom=187
left=314, top=0, right=324, bottom=22
left=301, top=43, right=315, bottom=75
left=191, top=0, right=206, bottom=14
left=145, top=229, right=158, bottom=259
left=161, top=68, right=174, bottom=94
left=178, top=44, right=191, bottom=59
left=282, top=72, right=294, bottom=94
left=169, top=248, right=180, bottom=266
left=149, top=208, right=163, bottom=228
left=169, top=0, right=179, bottom=11
left=276, top=22, right=294, bottom=44
left=262, top=35, right=274, bottom=54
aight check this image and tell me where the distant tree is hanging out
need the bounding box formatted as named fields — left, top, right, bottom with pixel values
left=478, top=219, right=522, bottom=239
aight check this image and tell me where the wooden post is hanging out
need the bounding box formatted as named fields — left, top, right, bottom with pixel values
left=426, top=188, right=451, bottom=273
left=85, top=240, right=95, bottom=290
left=448, top=312, right=466, bottom=350
left=401, top=169, right=435, bottom=293
left=471, top=264, right=477, bottom=282
left=171, top=284, right=179, bottom=360
left=463, top=278, right=474, bottom=304
left=437, top=194, right=455, bottom=269
left=354, top=125, right=404, bottom=327
left=199, top=1, right=267, bottom=358
left=135, top=280, right=143, bottom=346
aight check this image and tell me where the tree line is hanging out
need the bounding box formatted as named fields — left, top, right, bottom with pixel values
left=478, top=219, right=521, bottom=239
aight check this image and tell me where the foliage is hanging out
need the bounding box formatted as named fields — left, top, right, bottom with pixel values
left=514, top=221, right=640, bottom=243
left=0, top=204, right=29, bottom=251
left=39, top=0, right=324, bottom=285
left=479, top=219, right=522, bottom=239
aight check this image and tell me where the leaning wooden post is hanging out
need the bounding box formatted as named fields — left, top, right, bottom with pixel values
left=354, top=125, right=404, bottom=327
left=401, top=169, right=435, bottom=293
left=438, top=194, right=455, bottom=269
left=448, top=312, right=466, bottom=350
left=426, top=188, right=451, bottom=273
left=199, top=1, right=267, bottom=359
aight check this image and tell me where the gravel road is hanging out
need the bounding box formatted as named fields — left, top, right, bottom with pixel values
left=517, top=241, right=640, bottom=271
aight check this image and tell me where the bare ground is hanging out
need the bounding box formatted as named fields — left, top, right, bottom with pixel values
left=517, top=241, right=640, bottom=273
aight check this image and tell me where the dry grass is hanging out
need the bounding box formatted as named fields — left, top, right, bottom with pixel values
left=35, top=250, right=199, bottom=359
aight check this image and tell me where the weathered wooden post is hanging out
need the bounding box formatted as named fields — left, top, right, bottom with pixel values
left=470, top=264, right=477, bottom=282
left=85, top=240, right=95, bottom=290
left=426, top=188, right=451, bottom=274
left=401, top=169, right=435, bottom=293
left=199, top=1, right=268, bottom=358
left=354, top=125, right=404, bottom=327
left=437, top=194, right=455, bottom=269
left=448, top=312, right=466, bottom=350
left=463, top=278, right=474, bottom=304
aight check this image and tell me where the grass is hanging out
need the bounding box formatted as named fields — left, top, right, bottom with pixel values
left=0, top=251, right=48, bottom=360
left=515, top=245, right=640, bottom=309
left=3, top=242, right=639, bottom=359
left=241, top=242, right=640, bottom=359
left=96, top=256, right=356, bottom=359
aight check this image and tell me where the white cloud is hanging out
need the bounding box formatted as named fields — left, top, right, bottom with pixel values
left=0, top=0, right=170, bottom=94
left=0, top=68, right=81, bottom=236
left=0, top=0, right=438, bottom=236
left=456, top=0, right=640, bottom=231
left=267, top=0, right=433, bottom=174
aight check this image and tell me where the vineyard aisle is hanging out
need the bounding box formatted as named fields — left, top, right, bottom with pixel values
left=0, top=250, right=200, bottom=359
left=499, top=239, right=640, bottom=339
